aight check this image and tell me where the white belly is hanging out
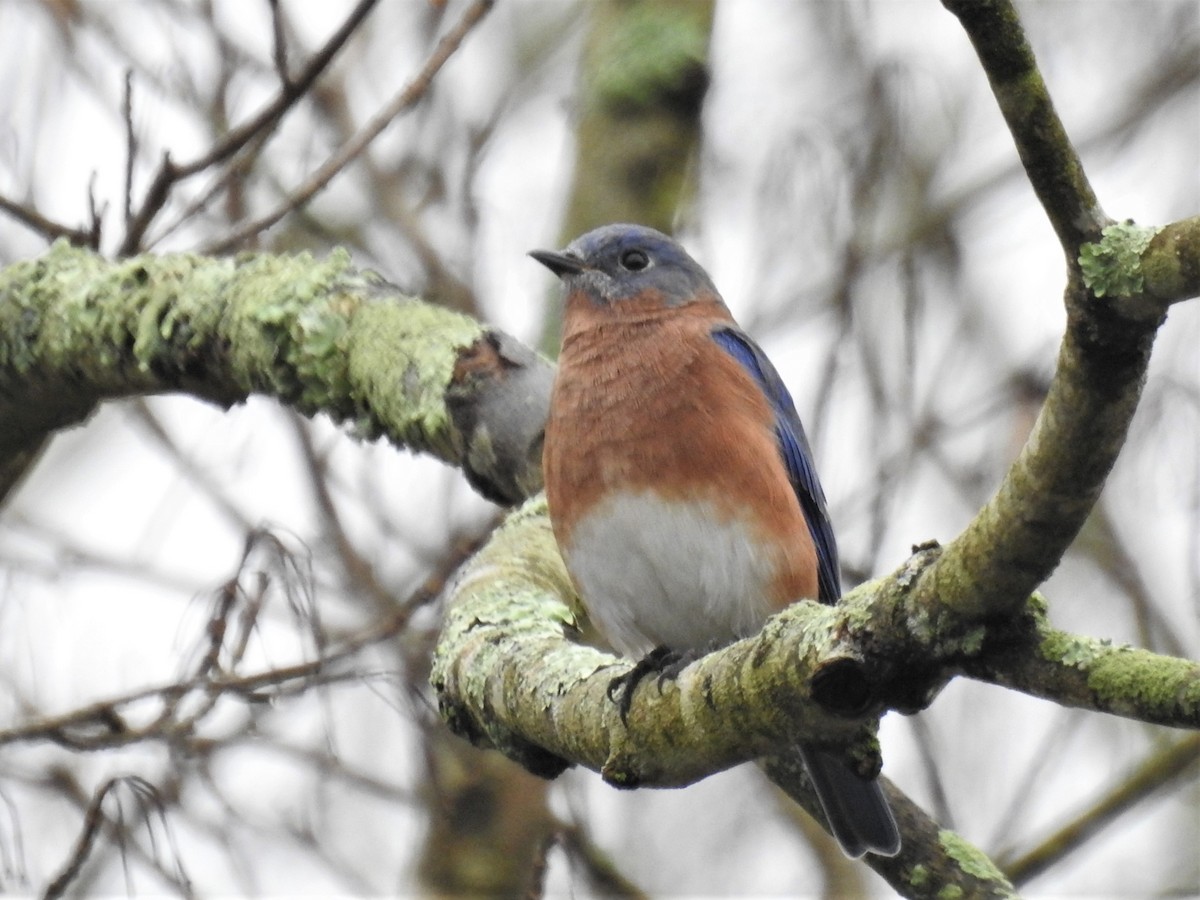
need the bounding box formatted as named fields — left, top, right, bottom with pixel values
left=562, top=490, right=780, bottom=656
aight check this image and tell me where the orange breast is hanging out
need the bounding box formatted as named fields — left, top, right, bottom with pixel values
left=543, top=299, right=819, bottom=624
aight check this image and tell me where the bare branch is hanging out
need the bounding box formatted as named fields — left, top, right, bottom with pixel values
left=941, top=0, right=1109, bottom=251
left=203, top=0, right=496, bottom=255
left=1002, top=735, right=1200, bottom=885
left=43, top=776, right=192, bottom=900
left=118, top=0, right=381, bottom=254
left=0, top=193, right=96, bottom=248
left=122, top=70, right=136, bottom=232
left=267, top=0, right=292, bottom=88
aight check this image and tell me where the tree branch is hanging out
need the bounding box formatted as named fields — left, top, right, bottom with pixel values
left=941, top=0, right=1108, bottom=251
left=202, top=0, right=495, bottom=255
left=918, top=1, right=1199, bottom=623
left=1002, top=734, right=1200, bottom=885
left=964, top=596, right=1200, bottom=729
left=0, top=243, right=550, bottom=505
left=118, top=0, right=381, bottom=254
left=0, top=193, right=99, bottom=249
left=432, top=501, right=1197, bottom=771
left=431, top=498, right=890, bottom=783
left=431, top=498, right=1041, bottom=897
left=1079, top=215, right=1200, bottom=312
left=918, top=288, right=1160, bottom=620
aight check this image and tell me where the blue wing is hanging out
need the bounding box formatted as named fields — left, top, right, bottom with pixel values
left=710, top=326, right=841, bottom=604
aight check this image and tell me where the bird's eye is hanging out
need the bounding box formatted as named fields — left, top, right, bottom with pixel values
left=619, top=249, right=649, bottom=271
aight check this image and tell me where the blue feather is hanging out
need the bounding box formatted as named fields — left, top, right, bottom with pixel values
left=710, top=327, right=841, bottom=603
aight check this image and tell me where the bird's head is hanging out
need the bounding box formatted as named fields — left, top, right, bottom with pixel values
left=530, top=224, right=721, bottom=310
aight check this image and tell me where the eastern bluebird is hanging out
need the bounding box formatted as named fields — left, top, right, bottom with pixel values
left=531, top=223, right=900, bottom=859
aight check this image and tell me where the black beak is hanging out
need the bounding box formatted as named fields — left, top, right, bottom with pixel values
left=529, top=249, right=585, bottom=278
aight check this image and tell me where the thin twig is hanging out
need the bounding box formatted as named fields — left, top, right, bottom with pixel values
left=0, top=193, right=95, bottom=247
left=203, top=0, right=495, bottom=254
left=122, top=70, right=136, bottom=232
left=288, top=413, right=397, bottom=615
left=119, top=0, right=380, bottom=254
left=267, top=0, right=292, bottom=88
left=43, top=777, right=193, bottom=900
left=1002, top=735, right=1200, bottom=885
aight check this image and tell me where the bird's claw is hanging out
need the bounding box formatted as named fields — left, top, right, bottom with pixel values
left=606, top=645, right=702, bottom=724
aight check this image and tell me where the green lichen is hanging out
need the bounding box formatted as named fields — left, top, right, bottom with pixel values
left=908, top=864, right=930, bottom=888
left=345, top=297, right=481, bottom=456
left=1079, top=222, right=1160, bottom=298
left=956, top=625, right=986, bottom=656
left=232, top=248, right=363, bottom=412
left=1085, top=642, right=1193, bottom=719
left=1045, top=632, right=1100, bottom=669
left=940, top=829, right=1011, bottom=887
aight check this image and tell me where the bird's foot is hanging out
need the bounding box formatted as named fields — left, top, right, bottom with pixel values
left=606, top=645, right=704, bottom=724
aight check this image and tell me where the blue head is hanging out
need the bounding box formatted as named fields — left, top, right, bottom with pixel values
left=530, top=224, right=720, bottom=308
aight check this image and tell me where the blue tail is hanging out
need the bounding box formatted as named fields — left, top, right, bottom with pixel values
left=798, top=744, right=901, bottom=858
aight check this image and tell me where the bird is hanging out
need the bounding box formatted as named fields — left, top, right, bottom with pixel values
left=531, top=223, right=900, bottom=859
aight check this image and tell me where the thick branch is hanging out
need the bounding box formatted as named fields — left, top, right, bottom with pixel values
left=432, top=499, right=1034, bottom=896
left=431, top=497, right=887, bottom=788
left=430, top=502, right=1197, bottom=891
left=0, top=242, right=551, bottom=504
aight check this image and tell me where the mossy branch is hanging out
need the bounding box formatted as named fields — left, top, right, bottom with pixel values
left=432, top=499, right=1044, bottom=895
left=919, top=291, right=1160, bottom=620
left=0, top=241, right=552, bottom=505
left=430, top=498, right=1198, bottom=892
left=964, top=596, right=1200, bottom=729
left=430, top=496, right=892, bottom=788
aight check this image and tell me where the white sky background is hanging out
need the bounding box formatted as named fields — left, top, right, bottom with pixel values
left=0, top=0, right=1197, bottom=896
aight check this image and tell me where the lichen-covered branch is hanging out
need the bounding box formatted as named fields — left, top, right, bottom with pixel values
left=919, top=287, right=1160, bottom=620
left=432, top=499, right=1034, bottom=896
left=430, top=497, right=894, bottom=788
left=0, top=241, right=552, bottom=504
left=429, top=498, right=1198, bottom=892
left=964, top=596, right=1200, bottom=729
left=1079, top=216, right=1200, bottom=312
left=1142, top=215, right=1200, bottom=304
